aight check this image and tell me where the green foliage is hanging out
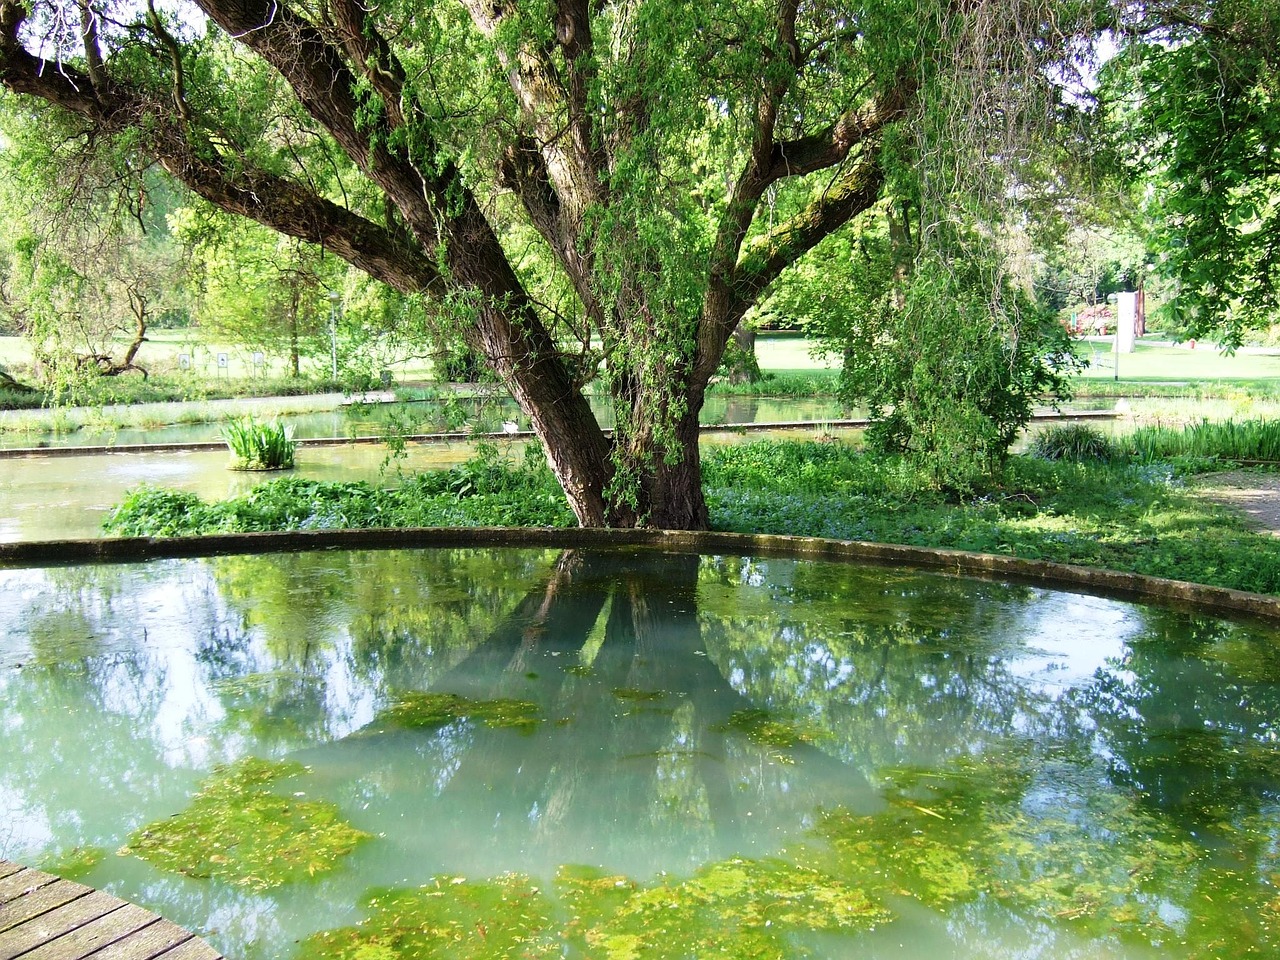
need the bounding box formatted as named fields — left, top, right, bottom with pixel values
left=1106, top=2, right=1280, bottom=347
left=839, top=243, right=1082, bottom=491
left=103, top=448, right=575, bottom=536
left=1030, top=424, right=1116, bottom=463
left=222, top=417, right=297, bottom=471
left=703, top=439, right=1280, bottom=594
left=123, top=757, right=370, bottom=890
left=106, top=434, right=1280, bottom=594
left=1118, top=419, right=1280, bottom=464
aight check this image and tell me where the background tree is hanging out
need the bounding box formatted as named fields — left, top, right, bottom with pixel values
left=1104, top=0, right=1280, bottom=347
left=174, top=208, right=338, bottom=378
left=0, top=98, right=190, bottom=392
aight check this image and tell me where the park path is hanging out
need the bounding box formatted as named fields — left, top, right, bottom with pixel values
left=1196, top=471, right=1280, bottom=538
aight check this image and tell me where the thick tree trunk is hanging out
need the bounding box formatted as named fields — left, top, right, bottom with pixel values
left=642, top=406, right=710, bottom=530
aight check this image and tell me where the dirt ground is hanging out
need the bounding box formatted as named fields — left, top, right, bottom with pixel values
left=1195, top=471, right=1280, bottom=537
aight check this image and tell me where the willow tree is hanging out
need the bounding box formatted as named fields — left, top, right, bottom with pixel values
left=0, top=0, right=1087, bottom=526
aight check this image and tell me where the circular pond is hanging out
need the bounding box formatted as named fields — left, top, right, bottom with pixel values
left=2, top=545, right=1278, bottom=959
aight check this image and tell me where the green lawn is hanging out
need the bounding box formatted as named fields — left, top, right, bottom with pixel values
left=1075, top=340, right=1280, bottom=383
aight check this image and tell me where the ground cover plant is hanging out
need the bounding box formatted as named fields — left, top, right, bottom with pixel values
left=105, top=431, right=1280, bottom=596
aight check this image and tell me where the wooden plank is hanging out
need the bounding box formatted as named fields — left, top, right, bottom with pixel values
left=153, top=936, right=223, bottom=960
left=0, top=890, right=123, bottom=960
left=18, top=903, right=156, bottom=960
left=0, top=868, right=56, bottom=907
left=84, top=920, right=193, bottom=960
left=0, top=879, right=93, bottom=934
left=0, top=865, right=22, bottom=883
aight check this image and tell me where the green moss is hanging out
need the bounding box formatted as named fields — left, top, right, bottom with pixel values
left=122, top=757, right=370, bottom=890
left=714, top=708, right=817, bottom=750
left=299, top=873, right=561, bottom=960
left=376, top=692, right=541, bottom=733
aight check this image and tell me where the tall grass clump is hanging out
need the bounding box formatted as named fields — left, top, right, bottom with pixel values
left=222, top=417, right=296, bottom=471
left=1029, top=424, right=1114, bottom=463
left=1120, top=418, right=1280, bottom=464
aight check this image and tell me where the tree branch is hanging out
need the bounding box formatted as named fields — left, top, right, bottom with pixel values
left=0, top=5, right=439, bottom=294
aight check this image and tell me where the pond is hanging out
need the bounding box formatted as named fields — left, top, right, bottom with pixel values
left=0, top=395, right=851, bottom=450
left=2, top=545, right=1279, bottom=959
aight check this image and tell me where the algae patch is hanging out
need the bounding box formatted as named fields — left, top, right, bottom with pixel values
left=376, top=691, right=541, bottom=733
left=714, top=708, right=817, bottom=750
left=38, top=845, right=105, bottom=880
left=300, top=858, right=887, bottom=960
left=122, top=756, right=370, bottom=890
left=559, top=859, right=888, bottom=959
left=299, top=873, right=561, bottom=960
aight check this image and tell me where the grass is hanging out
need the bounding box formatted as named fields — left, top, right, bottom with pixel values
left=105, top=434, right=1280, bottom=596
left=1074, top=340, right=1280, bottom=383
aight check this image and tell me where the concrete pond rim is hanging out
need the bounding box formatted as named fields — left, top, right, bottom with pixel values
left=1, top=525, right=1275, bottom=625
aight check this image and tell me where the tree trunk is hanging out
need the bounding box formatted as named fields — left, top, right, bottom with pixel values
left=288, top=287, right=301, bottom=377
left=727, top=324, right=762, bottom=385
left=642, top=406, right=710, bottom=530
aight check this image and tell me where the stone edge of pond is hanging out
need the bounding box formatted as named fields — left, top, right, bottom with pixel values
left=0, top=526, right=1275, bottom=623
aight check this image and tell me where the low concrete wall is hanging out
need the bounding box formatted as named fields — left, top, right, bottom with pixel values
left=1, top=525, right=1276, bottom=623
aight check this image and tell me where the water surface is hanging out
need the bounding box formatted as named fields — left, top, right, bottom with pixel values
left=2, top=547, right=1278, bottom=959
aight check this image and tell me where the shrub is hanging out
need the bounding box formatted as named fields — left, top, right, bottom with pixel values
left=1030, top=425, right=1115, bottom=463
left=222, top=417, right=296, bottom=471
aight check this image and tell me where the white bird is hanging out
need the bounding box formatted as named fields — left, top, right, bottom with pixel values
left=502, top=420, right=520, bottom=434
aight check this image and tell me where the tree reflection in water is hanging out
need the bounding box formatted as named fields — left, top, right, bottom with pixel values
left=0, top=547, right=1278, bottom=959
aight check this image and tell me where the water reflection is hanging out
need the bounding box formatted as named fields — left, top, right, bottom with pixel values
left=1, top=548, right=1278, bottom=959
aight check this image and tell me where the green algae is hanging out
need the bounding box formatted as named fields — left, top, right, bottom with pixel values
left=299, top=873, right=561, bottom=960
left=714, top=708, right=817, bottom=750
left=301, top=858, right=887, bottom=960
left=807, top=750, right=1203, bottom=939
left=376, top=692, right=541, bottom=733
left=610, top=687, right=667, bottom=702
left=559, top=858, right=888, bottom=959
left=38, top=845, right=105, bottom=879
left=122, top=757, right=370, bottom=891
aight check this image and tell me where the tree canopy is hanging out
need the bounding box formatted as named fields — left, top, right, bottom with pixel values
left=0, top=0, right=1261, bottom=526
left=1102, top=0, right=1279, bottom=348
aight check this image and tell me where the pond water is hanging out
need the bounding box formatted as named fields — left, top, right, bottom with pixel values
left=0, top=395, right=851, bottom=449
left=2, top=546, right=1279, bottom=959
left=0, top=442, right=483, bottom=542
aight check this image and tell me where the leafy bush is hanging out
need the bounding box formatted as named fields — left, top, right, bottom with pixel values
left=1030, top=425, right=1115, bottom=463
left=222, top=417, right=296, bottom=471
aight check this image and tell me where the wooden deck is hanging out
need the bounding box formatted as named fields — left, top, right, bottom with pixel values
left=0, top=861, right=224, bottom=960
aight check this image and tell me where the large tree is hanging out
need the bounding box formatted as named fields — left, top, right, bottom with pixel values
left=0, top=0, right=1095, bottom=527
